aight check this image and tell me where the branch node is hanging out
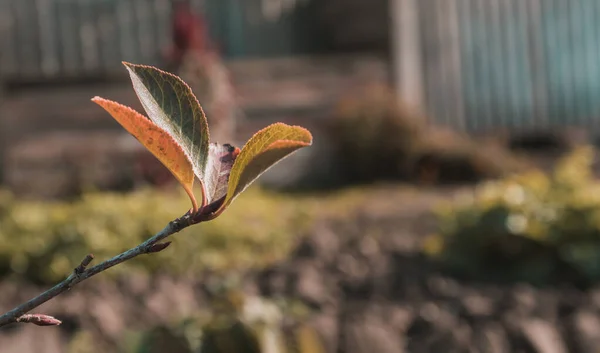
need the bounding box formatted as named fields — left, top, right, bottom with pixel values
left=74, top=254, right=95, bottom=275
left=173, top=212, right=194, bottom=231
left=146, top=241, right=172, bottom=254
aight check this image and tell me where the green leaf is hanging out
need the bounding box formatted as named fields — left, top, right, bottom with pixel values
left=122, top=62, right=210, bottom=185
left=211, top=123, right=312, bottom=216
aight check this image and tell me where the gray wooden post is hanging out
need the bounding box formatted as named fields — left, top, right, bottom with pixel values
left=0, top=25, right=6, bottom=184
left=390, top=0, right=425, bottom=113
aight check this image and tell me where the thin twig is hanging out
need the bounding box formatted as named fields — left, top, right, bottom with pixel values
left=0, top=212, right=193, bottom=328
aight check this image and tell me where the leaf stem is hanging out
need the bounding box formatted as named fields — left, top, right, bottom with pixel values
left=0, top=212, right=193, bottom=328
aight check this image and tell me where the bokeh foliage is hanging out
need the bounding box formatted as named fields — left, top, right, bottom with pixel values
left=0, top=186, right=315, bottom=284
left=124, top=291, right=325, bottom=353
left=0, top=182, right=379, bottom=285
left=426, top=146, right=600, bottom=286
left=326, top=84, right=526, bottom=185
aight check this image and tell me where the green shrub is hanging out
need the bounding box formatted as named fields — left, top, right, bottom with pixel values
left=326, top=84, right=526, bottom=185
left=326, top=84, right=425, bottom=183
left=0, top=186, right=313, bottom=284
left=425, top=146, right=600, bottom=286
left=0, top=179, right=399, bottom=285
left=410, top=127, right=528, bottom=184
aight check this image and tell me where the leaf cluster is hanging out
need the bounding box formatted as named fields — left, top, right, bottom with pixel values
left=93, top=62, right=312, bottom=220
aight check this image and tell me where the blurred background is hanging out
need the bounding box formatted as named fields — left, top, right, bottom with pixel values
left=3, top=0, right=600, bottom=352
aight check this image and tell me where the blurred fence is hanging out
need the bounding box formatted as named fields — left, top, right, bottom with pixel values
left=204, top=0, right=325, bottom=58
left=0, top=0, right=325, bottom=82
left=0, top=0, right=173, bottom=81
left=5, top=0, right=599, bottom=134
left=418, top=0, right=600, bottom=132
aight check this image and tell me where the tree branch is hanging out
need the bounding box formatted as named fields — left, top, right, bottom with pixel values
left=0, top=212, right=193, bottom=328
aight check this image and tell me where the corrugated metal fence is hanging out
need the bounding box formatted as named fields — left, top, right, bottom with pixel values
left=204, top=0, right=324, bottom=59
left=6, top=0, right=595, bottom=133
left=418, top=0, right=600, bottom=132
left=0, top=0, right=173, bottom=80
left=0, top=0, right=324, bottom=81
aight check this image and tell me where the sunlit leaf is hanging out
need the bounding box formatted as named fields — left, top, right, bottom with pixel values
left=91, top=97, right=198, bottom=211
left=122, top=62, right=210, bottom=193
left=211, top=123, right=312, bottom=216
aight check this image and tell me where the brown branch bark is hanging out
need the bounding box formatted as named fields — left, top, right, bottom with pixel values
left=0, top=212, right=193, bottom=328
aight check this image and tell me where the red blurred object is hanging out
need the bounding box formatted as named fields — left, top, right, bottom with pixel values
left=167, top=0, right=217, bottom=67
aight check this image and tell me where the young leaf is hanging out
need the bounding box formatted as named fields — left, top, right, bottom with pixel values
left=91, top=97, right=199, bottom=211
left=211, top=123, right=312, bottom=216
left=203, top=143, right=240, bottom=205
left=122, top=62, right=210, bottom=191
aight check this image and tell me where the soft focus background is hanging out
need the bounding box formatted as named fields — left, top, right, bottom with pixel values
left=2, top=0, right=600, bottom=352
